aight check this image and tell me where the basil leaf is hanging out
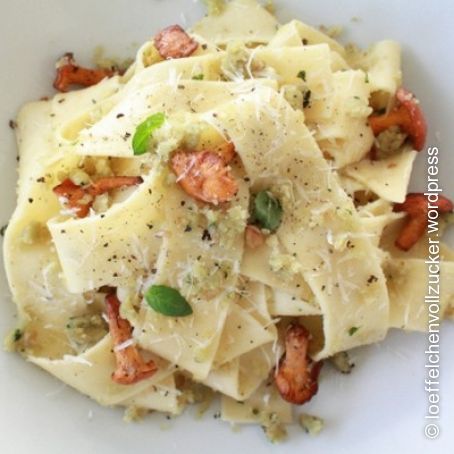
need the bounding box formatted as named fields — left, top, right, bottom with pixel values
left=192, top=74, right=204, bottom=80
left=132, top=112, right=165, bottom=156
left=145, top=285, right=193, bottom=317
left=348, top=326, right=360, bottom=336
left=253, top=191, right=283, bottom=231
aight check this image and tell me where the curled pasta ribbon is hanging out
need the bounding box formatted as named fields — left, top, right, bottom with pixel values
left=105, top=293, right=157, bottom=385
left=53, top=53, right=114, bottom=92
left=170, top=142, right=238, bottom=205
left=245, top=225, right=265, bottom=249
left=369, top=87, right=427, bottom=151
left=154, top=25, right=199, bottom=59
left=275, top=323, right=323, bottom=405
left=393, top=193, right=453, bottom=251
left=53, top=176, right=143, bottom=218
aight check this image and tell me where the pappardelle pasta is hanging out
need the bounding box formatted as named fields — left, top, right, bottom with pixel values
left=3, top=0, right=454, bottom=442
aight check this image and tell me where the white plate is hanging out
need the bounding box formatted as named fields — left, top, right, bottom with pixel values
left=0, top=1, right=453, bottom=453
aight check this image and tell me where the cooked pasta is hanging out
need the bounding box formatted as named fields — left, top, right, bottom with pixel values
left=3, top=0, right=453, bottom=442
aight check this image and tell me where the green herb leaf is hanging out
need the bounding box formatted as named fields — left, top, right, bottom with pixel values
left=348, top=326, right=360, bottom=336
left=253, top=191, right=283, bottom=232
left=132, top=112, right=165, bottom=155
left=192, top=74, right=204, bottom=80
left=297, top=70, right=306, bottom=81
left=145, top=285, right=193, bottom=317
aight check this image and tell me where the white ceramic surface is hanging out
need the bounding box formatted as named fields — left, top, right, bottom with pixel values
left=1, top=1, right=453, bottom=453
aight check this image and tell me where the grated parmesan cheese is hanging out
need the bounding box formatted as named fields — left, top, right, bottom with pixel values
left=114, top=338, right=135, bottom=352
